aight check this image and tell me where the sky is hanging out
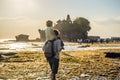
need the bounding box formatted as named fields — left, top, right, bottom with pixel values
left=0, top=0, right=120, bottom=39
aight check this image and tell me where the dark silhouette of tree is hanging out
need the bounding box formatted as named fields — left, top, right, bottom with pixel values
left=54, top=15, right=91, bottom=41
left=73, top=17, right=91, bottom=39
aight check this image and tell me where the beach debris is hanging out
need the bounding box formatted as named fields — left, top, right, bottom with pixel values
left=1, top=54, right=18, bottom=59
left=0, top=63, right=4, bottom=67
left=6, top=79, right=17, bottom=80
left=78, top=45, right=90, bottom=48
left=0, top=52, right=18, bottom=59
left=80, top=73, right=90, bottom=77
left=70, top=76, right=80, bottom=80
left=36, top=76, right=50, bottom=80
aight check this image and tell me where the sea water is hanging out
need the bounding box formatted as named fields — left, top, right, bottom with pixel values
left=0, top=39, right=43, bottom=53
left=0, top=39, right=120, bottom=53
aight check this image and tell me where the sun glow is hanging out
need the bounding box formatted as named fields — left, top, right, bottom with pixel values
left=10, top=0, right=38, bottom=14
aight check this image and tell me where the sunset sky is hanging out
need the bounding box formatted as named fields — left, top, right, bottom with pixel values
left=0, top=0, right=120, bottom=39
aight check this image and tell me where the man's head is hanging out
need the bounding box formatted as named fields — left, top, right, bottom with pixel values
left=54, top=29, right=60, bottom=36
left=46, top=20, right=53, bottom=27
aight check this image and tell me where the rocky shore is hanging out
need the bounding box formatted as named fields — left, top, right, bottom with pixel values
left=0, top=49, right=120, bottom=80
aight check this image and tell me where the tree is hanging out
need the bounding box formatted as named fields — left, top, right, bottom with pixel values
left=73, top=17, right=91, bottom=39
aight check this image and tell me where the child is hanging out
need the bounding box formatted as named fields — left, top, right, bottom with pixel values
left=45, top=20, right=56, bottom=40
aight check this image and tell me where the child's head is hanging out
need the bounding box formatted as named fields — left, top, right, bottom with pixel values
left=46, top=20, right=53, bottom=27
left=54, top=29, right=60, bottom=36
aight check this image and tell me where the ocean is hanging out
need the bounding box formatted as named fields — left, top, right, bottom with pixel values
left=0, top=39, right=120, bottom=53
left=0, top=39, right=43, bottom=53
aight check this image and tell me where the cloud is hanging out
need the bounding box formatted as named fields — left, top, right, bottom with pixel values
left=0, top=16, right=31, bottom=21
left=89, top=16, right=120, bottom=38
left=94, top=16, right=120, bottom=25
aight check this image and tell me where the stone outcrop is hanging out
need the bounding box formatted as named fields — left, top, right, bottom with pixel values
left=15, top=34, right=29, bottom=41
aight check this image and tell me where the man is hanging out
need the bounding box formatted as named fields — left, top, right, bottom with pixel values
left=43, top=29, right=63, bottom=80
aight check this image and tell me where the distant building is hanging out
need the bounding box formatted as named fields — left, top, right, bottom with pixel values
left=15, top=34, right=29, bottom=41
